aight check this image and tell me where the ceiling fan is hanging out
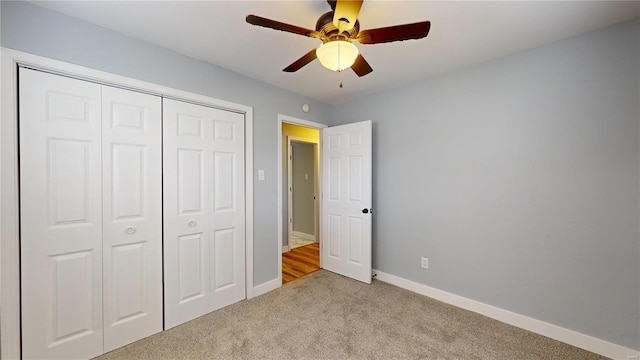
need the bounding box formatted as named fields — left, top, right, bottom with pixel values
left=246, top=0, right=431, bottom=77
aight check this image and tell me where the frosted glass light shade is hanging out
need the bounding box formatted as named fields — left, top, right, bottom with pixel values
left=316, top=41, right=359, bottom=71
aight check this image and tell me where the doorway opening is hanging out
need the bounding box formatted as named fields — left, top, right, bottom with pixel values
left=278, top=116, right=327, bottom=285
left=287, top=139, right=318, bottom=250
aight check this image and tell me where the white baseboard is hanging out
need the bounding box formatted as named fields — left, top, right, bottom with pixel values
left=282, top=245, right=289, bottom=253
left=292, top=231, right=315, bottom=241
left=252, top=277, right=281, bottom=298
left=372, top=270, right=639, bottom=360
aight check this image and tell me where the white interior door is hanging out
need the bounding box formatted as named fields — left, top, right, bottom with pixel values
left=19, top=68, right=104, bottom=359
left=163, top=98, right=246, bottom=329
left=321, top=120, right=372, bottom=284
left=101, top=86, right=163, bottom=351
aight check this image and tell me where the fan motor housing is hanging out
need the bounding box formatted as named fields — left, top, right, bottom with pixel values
left=316, top=11, right=360, bottom=42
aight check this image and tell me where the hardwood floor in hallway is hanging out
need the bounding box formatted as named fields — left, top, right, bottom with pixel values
left=282, top=242, right=320, bottom=284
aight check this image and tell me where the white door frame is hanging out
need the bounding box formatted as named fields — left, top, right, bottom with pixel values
left=277, top=115, right=327, bottom=286
left=0, top=48, right=255, bottom=359
left=285, top=137, right=318, bottom=253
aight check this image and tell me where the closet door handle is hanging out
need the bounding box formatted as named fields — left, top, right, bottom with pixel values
left=188, top=220, right=197, bottom=227
left=125, top=227, right=136, bottom=235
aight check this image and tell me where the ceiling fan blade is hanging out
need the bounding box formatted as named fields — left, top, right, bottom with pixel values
left=351, top=54, right=373, bottom=77
left=333, top=0, right=363, bottom=33
left=283, top=49, right=318, bottom=72
left=246, top=15, right=321, bottom=38
left=357, top=21, right=431, bottom=44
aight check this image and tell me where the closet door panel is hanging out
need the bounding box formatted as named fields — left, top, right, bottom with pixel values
left=163, top=99, right=212, bottom=329
left=210, top=114, right=245, bottom=311
left=19, top=68, right=104, bottom=360
left=102, top=86, right=163, bottom=352
left=163, top=99, right=245, bottom=329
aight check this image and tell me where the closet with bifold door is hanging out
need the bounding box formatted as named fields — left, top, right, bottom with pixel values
left=19, top=67, right=163, bottom=359
left=18, top=65, right=248, bottom=359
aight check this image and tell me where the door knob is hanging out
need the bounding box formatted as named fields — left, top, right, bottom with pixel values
left=125, top=227, right=136, bottom=234
left=362, top=208, right=369, bottom=214
left=188, top=220, right=197, bottom=227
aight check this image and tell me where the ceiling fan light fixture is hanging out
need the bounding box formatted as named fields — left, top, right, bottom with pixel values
left=316, top=40, right=359, bottom=72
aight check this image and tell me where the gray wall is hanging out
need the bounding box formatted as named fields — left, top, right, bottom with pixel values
left=291, top=141, right=315, bottom=236
left=0, top=1, right=334, bottom=285
left=334, top=19, right=640, bottom=350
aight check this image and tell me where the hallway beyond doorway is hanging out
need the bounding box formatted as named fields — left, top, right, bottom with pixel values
left=282, top=243, right=319, bottom=284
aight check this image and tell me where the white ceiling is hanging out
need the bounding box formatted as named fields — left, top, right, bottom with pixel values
left=32, top=1, right=640, bottom=105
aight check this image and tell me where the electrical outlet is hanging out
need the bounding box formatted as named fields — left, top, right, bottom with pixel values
left=421, top=257, right=429, bottom=269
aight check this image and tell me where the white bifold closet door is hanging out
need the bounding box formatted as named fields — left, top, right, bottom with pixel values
left=19, top=68, right=162, bottom=359
left=101, top=86, right=163, bottom=352
left=20, top=68, right=104, bottom=360
left=163, top=98, right=246, bottom=329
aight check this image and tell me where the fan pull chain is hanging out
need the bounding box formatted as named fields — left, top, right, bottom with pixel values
left=338, top=41, right=344, bottom=88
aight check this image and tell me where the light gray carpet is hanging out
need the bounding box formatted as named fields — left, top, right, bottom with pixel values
left=94, top=270, right=607, bottom=360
